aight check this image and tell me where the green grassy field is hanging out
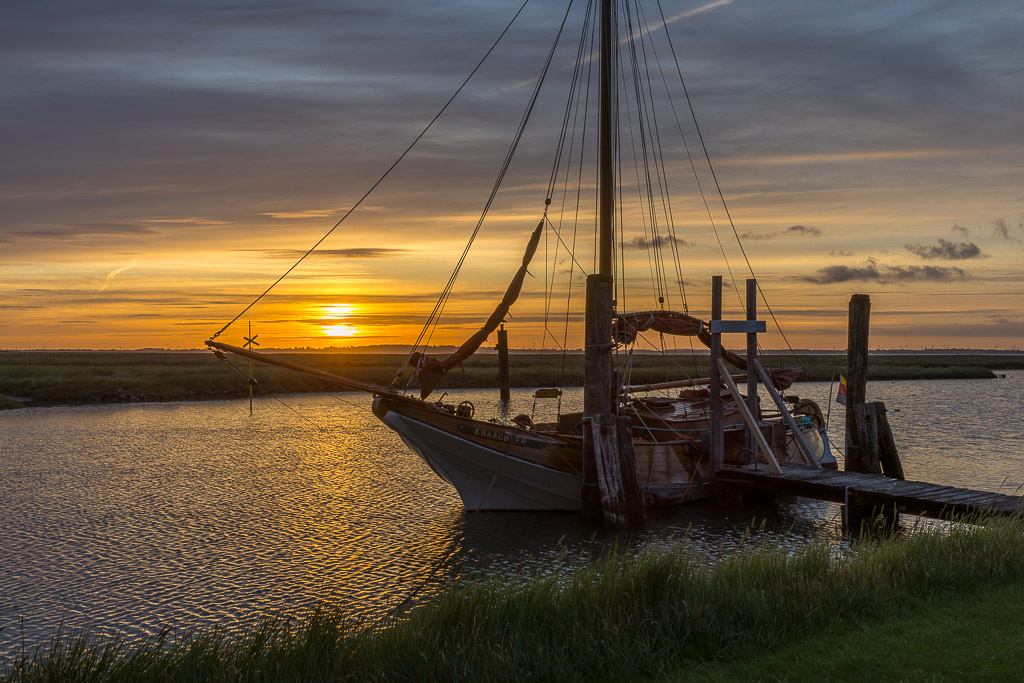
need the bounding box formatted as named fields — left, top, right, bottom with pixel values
left=5, top=517, right=1023, bottom=682
left=687, top=578, right=1024, bottom=681
left=0, top=350, right=1019, bottom=409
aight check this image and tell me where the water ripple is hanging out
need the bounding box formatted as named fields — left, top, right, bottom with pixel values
left=1, top=372, right=1021, bottom=659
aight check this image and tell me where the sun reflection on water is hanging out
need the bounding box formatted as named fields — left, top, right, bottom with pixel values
left=1, top=373, right=1020, bottom=658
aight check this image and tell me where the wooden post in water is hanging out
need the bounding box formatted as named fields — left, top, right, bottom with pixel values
left=874, top=402, right=905, bottom=480
left=845, top=294, right=870, bottom=473
left=745, top=279, right=758, bottom=462
left=497, top=324, right=510, bottom=403
left=582, top=273, right=614, bottom=521
left=709, top=275, right=724, bottom=473
left=615, top=415, right=647, bottom=525
left=844, top=295, right=900, bottom=530
left=852, top=403, right=883, bottom=476
left=582, top=277, right=645, bottom=528
left=589, top=414, right=647, bottom=528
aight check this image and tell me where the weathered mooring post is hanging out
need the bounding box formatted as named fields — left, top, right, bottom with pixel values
left=845, top=293, right=900, bottom=530
left=709, top=275, right=724, bottom=473
left=497, top=324, right=510, bottom=403
left=845, top=294, right=873, bottom=474
left=745, top=279, right=759, bottom=462
left=582, top=274, right=613, bottom=521
left=582, top=274, right=645, bottom=528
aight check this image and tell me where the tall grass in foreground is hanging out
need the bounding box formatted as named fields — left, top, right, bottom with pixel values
left=5, top=517, right=1024, bottom=682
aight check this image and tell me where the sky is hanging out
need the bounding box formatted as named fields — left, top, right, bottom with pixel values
left=2, top=0, right=1022, bottom=351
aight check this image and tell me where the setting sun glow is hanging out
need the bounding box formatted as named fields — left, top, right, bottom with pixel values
left=320, top=304, right=359, bottom=338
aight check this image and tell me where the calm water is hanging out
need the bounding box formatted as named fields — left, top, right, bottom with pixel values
left=2, top=371, right=1021, bottom=659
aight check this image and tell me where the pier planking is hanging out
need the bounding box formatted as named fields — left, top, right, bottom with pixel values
left=718, top=464, right=1024, bottom=520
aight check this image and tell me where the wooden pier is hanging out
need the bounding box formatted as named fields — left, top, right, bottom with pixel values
left=718, top=464, right=1024, bottom=521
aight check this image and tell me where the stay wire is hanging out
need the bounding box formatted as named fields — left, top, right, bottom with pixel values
left=637, top=1, right=697, bottom=312
left=542, top=0, right=595, bottom=355
left=618, top=53, right=661, bottom=307
left=549, top=1, right=596, bottom=385
left=653, top=0, right=802, bottom=365
left=407, top=0, right=577, bottom=367
left=622, top=1, right=667, bottom=307
left=546, top=0, right=596, bottom=202
left=209, top=0, right=534, bottom=341
left=632, top=0, right=686, bottom=309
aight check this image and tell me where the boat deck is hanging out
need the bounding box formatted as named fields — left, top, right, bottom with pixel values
left=718, top=464, right=1024, bottom=520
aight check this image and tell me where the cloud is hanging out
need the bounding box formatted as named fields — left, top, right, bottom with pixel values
left=259, top=208, right=348, bottom=219
left=99, top=260, right=139, bottom=291
left=141, top=217, right=232, bottom=225
left=3, top=223, right=160, bottom=242
left=904, top=238, right=983, bottom=260
left=742, top=225, right=821, bottom=240
left=992, top=218, right=1023, bottom=244
left=951, top=224, right=971, bottom=236
left=785, top=224, right=822, bottom=237
left=829, top=250, right=854, bottom=257
left=625, top=235, right=696, bottom=249
left=251, top=248, right=410, bottom=259
left=794, top=259, right=968, bottom=284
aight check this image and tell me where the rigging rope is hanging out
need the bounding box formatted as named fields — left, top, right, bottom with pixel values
left=541, top=0, right=595, bottom=361
left=401, top=0, right=578, bottom=383
left=209, top=0, right=534, bottom=341
left=652, top=0, right=803, bottom=367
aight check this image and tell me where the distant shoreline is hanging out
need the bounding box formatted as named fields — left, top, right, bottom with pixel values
left=1, top=350, right=1020, bottom=410
left=2, top=347, right=1022, bottom=354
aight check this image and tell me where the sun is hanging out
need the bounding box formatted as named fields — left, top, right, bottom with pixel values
left=323, top=304, right=356, bottom=318
left=320, top=304, right=359, bottom=338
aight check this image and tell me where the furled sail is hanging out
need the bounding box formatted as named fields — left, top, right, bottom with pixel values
left=411, top=220, right=544, bottom=399
left=614, top=311, right=802, bottom=389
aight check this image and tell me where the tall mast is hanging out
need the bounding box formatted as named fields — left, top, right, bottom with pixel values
left=582, top=0, right=618, bottom=518
left=583, top=0, right=616, bottom=425
left=598, top=0, right=614, bottom=275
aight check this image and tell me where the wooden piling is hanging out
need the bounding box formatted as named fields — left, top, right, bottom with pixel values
left=745, top=279, right=758, bottom=463
left=496, top=324, right=510, bottom=403
left=709, top=275, right=724, bottom=473
left=588, top=414, right=646, bottom=528
left=845, top=294, right=871, bottom=473
left=852, top=403, right=883, bottom=475
left=582, top=273, right=614, bottom=520
left=615, top=415, right=647, bottom=526
left=843, top=295, right=900, bottom=527
left=874, top=402, right=906, bottom=480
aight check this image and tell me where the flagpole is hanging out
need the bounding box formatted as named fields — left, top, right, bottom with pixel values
left=826, top=360, right=838, bottom=429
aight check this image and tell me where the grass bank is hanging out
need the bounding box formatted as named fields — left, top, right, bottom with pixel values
left=1, top=350, right=1019, bottom=409
left=688, top=577, right=1024, bottom=681
left=4, top=517, right=1024, bottom=682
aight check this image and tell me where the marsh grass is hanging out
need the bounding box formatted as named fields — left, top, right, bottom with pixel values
left=5, top=516, right=1023, bottom=682
left=1, top=351, right=1015, bottom=408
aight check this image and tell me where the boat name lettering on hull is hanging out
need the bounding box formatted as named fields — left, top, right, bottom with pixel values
left=457, top=424, right=544, bottom=449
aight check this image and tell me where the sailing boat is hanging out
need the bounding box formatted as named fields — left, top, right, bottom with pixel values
left=206, top=0, right=836, bottom=512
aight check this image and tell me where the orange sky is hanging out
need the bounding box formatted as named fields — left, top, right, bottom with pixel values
left=2, top=0, right=1022, bottom=351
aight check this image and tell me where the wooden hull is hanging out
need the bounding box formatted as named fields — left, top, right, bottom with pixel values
left=372, top=394, right=830, bottom=511
left=373, top=397, right=729, bottom=510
